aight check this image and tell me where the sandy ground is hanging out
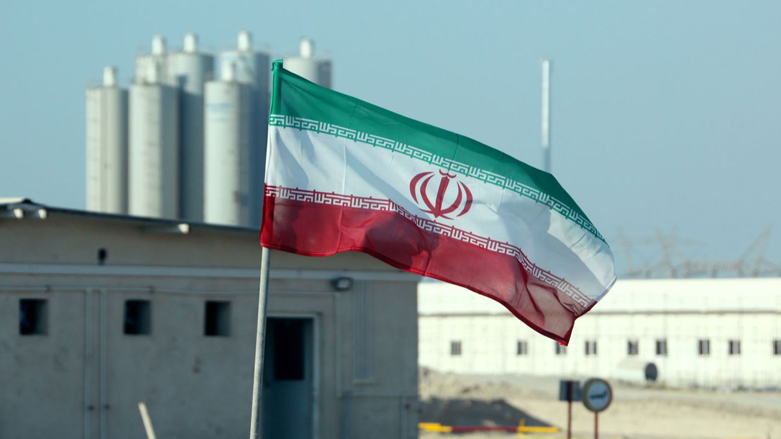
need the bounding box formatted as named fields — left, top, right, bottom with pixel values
left=419, top=370, right=781, bottom=439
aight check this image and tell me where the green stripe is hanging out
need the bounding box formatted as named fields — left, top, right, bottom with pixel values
left=270, top=63, right=605, bottom=242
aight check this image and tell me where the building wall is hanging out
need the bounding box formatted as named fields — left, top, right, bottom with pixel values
left=0, top=211, right=419, bottom=439
left=419, top=279, right=781, bottom=389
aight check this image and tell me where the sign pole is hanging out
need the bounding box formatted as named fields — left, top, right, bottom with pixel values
left=594, top=412, right=598, bottom=439
left=249, top=246, right=271, bottom=439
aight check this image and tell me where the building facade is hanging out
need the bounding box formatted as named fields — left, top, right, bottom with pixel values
left=419, top=278, right=781, bottom=389
left=0, top=199, right=418, bottom=439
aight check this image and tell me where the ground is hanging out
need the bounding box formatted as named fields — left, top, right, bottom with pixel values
left=418, top=369, right=781, bottom=439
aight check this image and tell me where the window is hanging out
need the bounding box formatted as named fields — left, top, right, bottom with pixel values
left=585, top=340, right=597, bottom=356
left=656, top=339, right=668, bottom=356
left=555, top=343, right=567, bottom=356
left=124, top=300, right=151, bottom=335
left=728, top=340, right=741, bottom=356
left=19, top=299, right=48, bottom=335
left=204, top=301, right=231, bottom=336
left=627, top=340, right=639, bottom=356
left=774, top=340, right=781, bottom=356
left=698, top=339, right=710, bottom=356
left=516, top=340, right=528, bottom=356
left=450, top=341, right=462, bottom=356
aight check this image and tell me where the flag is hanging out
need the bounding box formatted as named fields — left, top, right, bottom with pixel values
left=261, top=61, right=616, bottom=344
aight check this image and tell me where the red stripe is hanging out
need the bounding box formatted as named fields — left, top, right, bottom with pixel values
left=260, top=194, right=585, bottom=344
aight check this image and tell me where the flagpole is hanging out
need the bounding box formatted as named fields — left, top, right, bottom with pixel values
left=249, top=246, right=271, bottom=439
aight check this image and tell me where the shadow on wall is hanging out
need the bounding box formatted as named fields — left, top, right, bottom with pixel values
left=419, top=397, right=552, bottom=428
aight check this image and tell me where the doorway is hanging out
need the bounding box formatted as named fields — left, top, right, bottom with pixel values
left=262, top=317, right=315, bottom=439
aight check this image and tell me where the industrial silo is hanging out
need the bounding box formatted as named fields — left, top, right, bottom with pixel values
left=283, top=37, right=332, bottom=88
left=135, top=35, right=168, bottom=84
left=203, top=63, right=251, bottom=226
left=215, top=31, right=270, bottom=227
left=86, top=67, right=128, bottom=214
left=128, top=61, right=180, bottom=219
left=167, top=32, right=214, bottom=222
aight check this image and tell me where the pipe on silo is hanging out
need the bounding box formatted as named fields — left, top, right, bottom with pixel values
left=103, top=67, right=117, bottom=87
left=238, top=30, right=252, bottom=52
left=183, top=32, right=198, bottom=53
left=151, top=35, right=166, bottom=56
left=300, top=37, right=314, bottom=58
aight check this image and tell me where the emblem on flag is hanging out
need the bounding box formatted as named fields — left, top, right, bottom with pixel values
left=409, top=170, right=473, bottom=219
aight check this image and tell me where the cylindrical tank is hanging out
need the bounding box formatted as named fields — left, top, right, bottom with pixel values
left=283, top=37, right=332, bottom=88
left=218, top=31, right=270, bottom=90
left=167, top=32, right=215, bottom=222
left=203, top=69, right=252, bottom=226
left=213, top=31, right=270, bottom=227
left=615, top=360, right=659, bottom=384
left=128, top=78, right=179, bottom=219
left=135, top=35, right=168, bottom=84
left=86, top=66, right=129, bottom=214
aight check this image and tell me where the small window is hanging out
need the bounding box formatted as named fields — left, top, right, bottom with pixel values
left=516, top=340, right=528, bottom=356
left=124, top=300, right=151, bottom=335
left=585, top=340, right=597, bottom=356
left=728, top=340, right=741, bottom=356
left=627, top=340, right=639, bottom=356
left=450, top=341, right=462, bottom=356
left=555, top=343, right=567, bottom=356
left=774, top=340, right=781, bottom=356
left=19, top=299, right=48, bottom=335
left=204, top=301, right=231, bottom=337
left=656, top=339, right=668, bottom=356
left=698, top=339, right=710, bottom=356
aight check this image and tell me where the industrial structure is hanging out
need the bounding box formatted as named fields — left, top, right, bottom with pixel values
left=419, top=278, right=781, bottom=389
left=0, top=198, right=418, bottom=439
left=86, top=32, right=332, bottom=227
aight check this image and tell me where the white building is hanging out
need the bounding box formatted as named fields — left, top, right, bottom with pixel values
left=419, top=278, right=781, bottom=389
left=0, top=198, right=418, bottom=439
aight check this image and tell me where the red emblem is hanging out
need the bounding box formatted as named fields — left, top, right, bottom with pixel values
left=409, top=170, right=473, bottom=219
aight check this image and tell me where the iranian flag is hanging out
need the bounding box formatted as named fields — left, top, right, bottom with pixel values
left=261, top=61, right=616, bottom=344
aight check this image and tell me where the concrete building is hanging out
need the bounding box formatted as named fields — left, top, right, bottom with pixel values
left=419, top=278, right=781, bottom=389
left=0, top=198, right=419, bottom=439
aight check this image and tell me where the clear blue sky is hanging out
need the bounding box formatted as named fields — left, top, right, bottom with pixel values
left=1, top=0, right=779, bottom=271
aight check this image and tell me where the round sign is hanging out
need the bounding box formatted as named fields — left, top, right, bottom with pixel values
left=582, top=378, right=612, bottom=413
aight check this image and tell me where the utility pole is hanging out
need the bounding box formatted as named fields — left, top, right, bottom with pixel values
left=542, top=59, right=552, bottom=173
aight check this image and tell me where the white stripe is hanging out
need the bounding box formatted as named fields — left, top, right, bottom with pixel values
left=266, top=126, right=616, bottom=301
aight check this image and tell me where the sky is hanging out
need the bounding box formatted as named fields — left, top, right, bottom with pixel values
left=0, top=0, right=779, bottom=273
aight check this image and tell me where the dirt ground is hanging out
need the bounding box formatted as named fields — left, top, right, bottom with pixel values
left=418, top=369, right=781, bottom=439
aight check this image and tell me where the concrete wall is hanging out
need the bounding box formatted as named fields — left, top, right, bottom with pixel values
left=419, top=279, right=781, bottom=389
left=0, top=210, right=419, bottom=439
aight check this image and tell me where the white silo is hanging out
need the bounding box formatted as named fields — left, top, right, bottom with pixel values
left=214, top=31, right=271, bottom=227
left=283, top=37, right=332, bottom=88
left=128, top=61, right=180, bottom=219
left=135, top=35, right=168, bottom=84
left=203, top=62, right=252, bottom=226
left=86, top=66, right=129, bottom=214
left=167, top=32, right=215, bottom=222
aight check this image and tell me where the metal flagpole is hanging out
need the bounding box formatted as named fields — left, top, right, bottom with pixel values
left=249, top=246, right=271, bottom=439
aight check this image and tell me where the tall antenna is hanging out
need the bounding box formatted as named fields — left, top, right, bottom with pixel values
left=541, top=59, right=552, bottom=173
